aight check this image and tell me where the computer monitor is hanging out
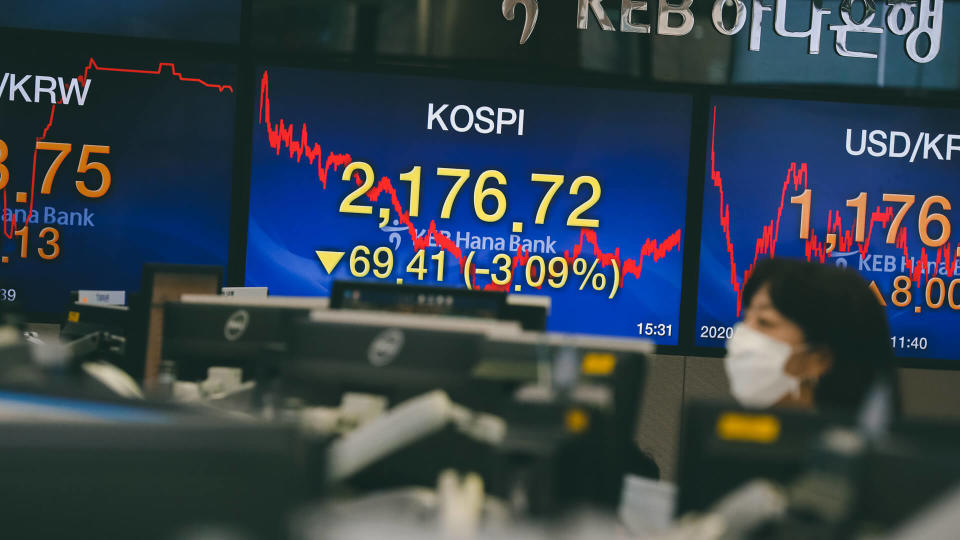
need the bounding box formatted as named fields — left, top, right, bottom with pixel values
left=853, top=432, right=960, bottom=531
left=59, top=302, right=132, bottom=372
left=856, top=417, right=960, bottom=529
left=0, top=417, right=308, bottom=540
left=481, top=331, right=649, bottom=428
left=502, top=294, right=550, bottom=331
left=331, top=281, right=506, bottom=319
left=677, top=403, right=960, bottom=524
left=290, top=308, right=650, bottom=510
left=161, top=296, right=321, bottom=382
left=330, top=280, right=550, bottom=330
left=285, top=309, right=524, bottom=407
left=488, top=332, right=651, bottom=506
left=62, top=302, right=130, bottom=341
left=675, top=402, right=853, bottom=517
left=287, top=307, right=649, bottom=416
left=132, top=264, right=223, bottom=386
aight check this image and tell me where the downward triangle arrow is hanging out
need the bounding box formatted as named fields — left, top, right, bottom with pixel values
left=316, top=250, right=345, bottom=274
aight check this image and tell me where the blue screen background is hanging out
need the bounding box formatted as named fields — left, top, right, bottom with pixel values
left=0, top=53, right=235, bottom=313
left=3, top=0, right=241, bottom=43
left=246, top=67, right=693, bottom=343
left=697, top=95, right=960, bottom=360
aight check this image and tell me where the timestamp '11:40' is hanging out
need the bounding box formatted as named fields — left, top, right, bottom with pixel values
left=892, top=336, right=928, bottom=351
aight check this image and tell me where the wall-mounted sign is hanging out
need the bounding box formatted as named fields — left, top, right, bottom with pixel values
left=502, top=0, right=944, bottom=64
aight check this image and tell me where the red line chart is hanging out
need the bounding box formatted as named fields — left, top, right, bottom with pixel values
left=256, top=69, right=684, bottom=292
left=710, top=106, right=955, bottom=315
left=1, top=59, right=234, bottom=239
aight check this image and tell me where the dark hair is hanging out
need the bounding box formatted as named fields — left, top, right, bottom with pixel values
left=741, top=258, right=897, bottom=412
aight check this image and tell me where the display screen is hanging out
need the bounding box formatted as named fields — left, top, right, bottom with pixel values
left=0, top=51, right=236, bottom=314
left=696, top=96, right=960, bottom=359
left=2, top=0, right=242, bottom=43
left=246, top=67, right=692, bottom=343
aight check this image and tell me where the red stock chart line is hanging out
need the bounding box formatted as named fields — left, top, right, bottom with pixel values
left=1, top=59, right=234, bottom=239
left=257, top=69, right=683, bottom=291
left=710, top=106, right=955, bottom=315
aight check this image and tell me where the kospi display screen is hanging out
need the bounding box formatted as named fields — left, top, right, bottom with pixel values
left=0, top=51, right=235, bottom=314
left=696, top=96, right=960, bottom=359
left=246, top=67, right=692, bottom=343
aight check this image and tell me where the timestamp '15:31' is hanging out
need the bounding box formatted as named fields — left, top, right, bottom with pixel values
left=637, top=322, right=673, bottom=337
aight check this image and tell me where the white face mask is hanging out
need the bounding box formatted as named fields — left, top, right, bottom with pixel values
left=724, top=323, right=801, bottom=408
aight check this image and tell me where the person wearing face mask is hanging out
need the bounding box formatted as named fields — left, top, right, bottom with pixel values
left=724, top=258, right=898, bottom=413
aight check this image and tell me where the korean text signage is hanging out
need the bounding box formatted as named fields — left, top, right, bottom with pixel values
left=502, top=0, right=944, bottom=64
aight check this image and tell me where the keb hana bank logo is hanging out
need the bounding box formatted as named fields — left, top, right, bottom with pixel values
left=500, top=0, right=945, bottom=64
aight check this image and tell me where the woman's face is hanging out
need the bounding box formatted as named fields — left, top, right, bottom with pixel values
left=742, top=283, right=833, bottom=406
left=743, top=284, right=806, bottom=349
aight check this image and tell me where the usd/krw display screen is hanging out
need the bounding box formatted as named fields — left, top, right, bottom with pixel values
left=246, top=67, right=692, bottom=343
left=697, top=95, right=960, bottom=359
left=0, top=51, right=236, bottom=313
